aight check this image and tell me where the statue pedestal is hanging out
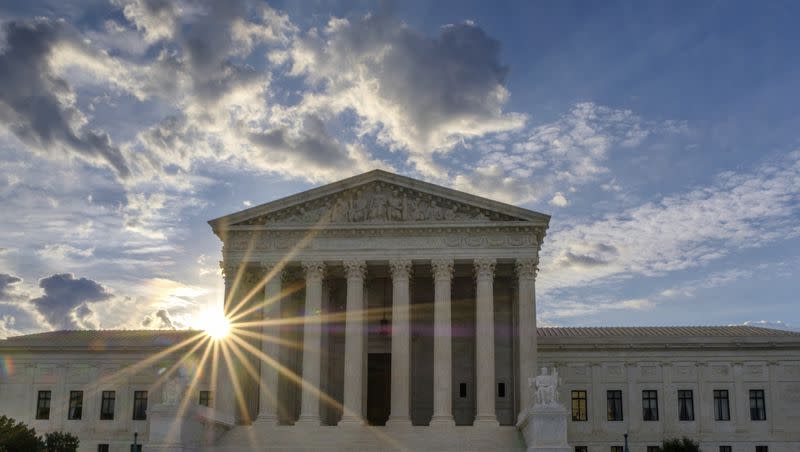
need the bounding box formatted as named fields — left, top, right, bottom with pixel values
left=517, top=404, right=571, bottom=452
left=146, top=404, right=233, bottom=452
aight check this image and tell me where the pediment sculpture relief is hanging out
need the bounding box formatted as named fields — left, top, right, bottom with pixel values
left=237, top=182, right=523, bottom=225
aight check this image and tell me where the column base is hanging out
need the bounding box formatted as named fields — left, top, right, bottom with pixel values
left=385, top=417, right=412, bottom=427
left=473, top=415, right=500, bottom=427
left=295, top=415, right=321, bottom=427
left=253, top=413, right=279, bottom=425
left=337, top=416, right=365, bottom=426
left=429, top=415, right=455, bottom=427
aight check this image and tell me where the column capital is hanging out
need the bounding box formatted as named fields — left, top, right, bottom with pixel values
left=474, top=257, right=496, bottom=281
left=343, top=260, right=367, bottom=280
left=515, top=258, right=539, bottom=280
left=302, top=261, right=326, bottom=280
left=431, top=258, right=454, bottom=281
left=389, top=258, right=413, bottom=280
left=220, top=261, right=237, bottom=283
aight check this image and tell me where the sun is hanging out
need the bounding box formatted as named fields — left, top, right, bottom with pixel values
left=197, top=309, right=231, bottom=340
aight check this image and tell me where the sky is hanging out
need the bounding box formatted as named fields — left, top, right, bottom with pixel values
left=0, top=0, right=799, bottom=337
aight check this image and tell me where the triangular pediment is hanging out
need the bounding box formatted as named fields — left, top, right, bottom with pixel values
left=209, top=170, right=549, bottom=229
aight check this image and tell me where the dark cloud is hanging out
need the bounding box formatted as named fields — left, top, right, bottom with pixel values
left=0, top=19, right=130, bottom=177
left=0, top=273, right=23, bottom=301
left=248, top=115, right=355, bottom=170
left=141, top=308, right=175, bottom=329
left=558, top=243, right=619, bottom=268
left=30, top=273, right=112, bottom=329
left=290, top=14, right=522, bottom=155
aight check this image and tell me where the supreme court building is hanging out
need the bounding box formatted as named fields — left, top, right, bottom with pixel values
left=1, top=170, right=800, bottom=451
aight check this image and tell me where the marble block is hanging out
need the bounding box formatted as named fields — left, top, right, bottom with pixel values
left=517, top=404, right=571, bottom=452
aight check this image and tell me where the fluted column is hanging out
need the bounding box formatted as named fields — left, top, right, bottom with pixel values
left=297, top=261, right=325, bottom=425
left=339, top=260, right=367, bottom=425
left=474, top=257, right=499, bottom=426
left=516, top=258, right=538, bottom=422
left=216, top=262, right=238, bottom=421
left=256, top=261, right=282, bottom=424
left=430, top=258, right=455, bottom=426
left=387, top=258, right=413, bottom=426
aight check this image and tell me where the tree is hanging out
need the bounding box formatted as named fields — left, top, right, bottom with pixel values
left=660, top=437, right=702, bottom=452
left=0, top=415, right=44, bottom=452
left=43, top=432, right=79, bottom=452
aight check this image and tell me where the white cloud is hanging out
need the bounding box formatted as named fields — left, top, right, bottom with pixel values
left=549, top=192, right=569, bottom=207
left=540, top=151, right=800, bottom=292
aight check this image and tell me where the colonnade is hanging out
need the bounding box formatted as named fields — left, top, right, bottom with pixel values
left=223, top=257, right=539, bottom=427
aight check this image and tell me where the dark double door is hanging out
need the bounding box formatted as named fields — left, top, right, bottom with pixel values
left=367, top=353, right=391, bottom=425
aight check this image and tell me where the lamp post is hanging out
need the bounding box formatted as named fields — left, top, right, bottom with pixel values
left=132, top=432, right=138, bottom=452
left=624, top=432, right=630, bottom=452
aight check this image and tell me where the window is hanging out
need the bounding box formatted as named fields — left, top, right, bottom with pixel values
left=647, top=447, right=660, bottom=452
left=132, top=390, right=148, bottom=420
left=130, top=445, right=142, bottom=452
left=607, top=390, right=623, bottom=421
left=571, top=390, right=587, bottom=421
left=68, top=391, right=83, bottom=420
left=678, top=389, right=694, bottom=421
left=199, top=390, right=212, bottom=407
left=714, top=389, right=730, bottom=421
left=750, top=389, right=766, bottom=421
left=459, top=383, right=467, bottom=398
left=100, top=391, right=115, bottom=420
left=755, top=446, right=768, bottom=452
left=575, top=447, right=588, bottom=452
left=719, top=447, right=732, bottom=452
left=642, top=390, right=659, bottom=421
left=97, top=445, right=109, bottom=452
left=497, top=382, right=506, bottom=398
left=611, top=447, right=624, bottom=452
left=36, top=390, right=51, bottom=420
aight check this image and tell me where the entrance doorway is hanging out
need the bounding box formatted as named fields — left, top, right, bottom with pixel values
left=367, top=353, right=391, bottom=425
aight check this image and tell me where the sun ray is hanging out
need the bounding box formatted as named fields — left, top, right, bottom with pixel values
left=228, top=327, right=305, bottom=351
left=162, top=337, right=215, bottom=443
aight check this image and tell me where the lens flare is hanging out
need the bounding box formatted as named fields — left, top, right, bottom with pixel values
left=197, top=309, right=231, bottom=340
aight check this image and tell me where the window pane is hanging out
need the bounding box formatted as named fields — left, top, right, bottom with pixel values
left=36, top=390, right=51, bottom=420
left=611, top=447, right=624, bottom=452
left=68, top=391, right=83, bottom=420
left=678, top=389, right=694, bottom=421
left=574, top=447, right=588, bottom=452
left=607, top=390, right=623, bottom=421
left=98, top=445, right=109, bottom=452
left=750, top=389, right=766, bottom=421
left=714, top=389, right=730, bottom=421
left=571, top=390, right=587, bottom=421
left=133, top=390, right=148, bottom=420
left=199, top=390, right=212, bottom=407
left=100, top=390, right=115, bottom=420
left=642, top=390, right=658, bottom=421
left=719, top=446, right=732, bottom=452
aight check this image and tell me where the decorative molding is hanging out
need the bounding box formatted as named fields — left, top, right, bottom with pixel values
left=301, top=261, right=326, bottom=280
left=343, top=260, right=367, bottom=280
left=474, top=257, right=496, bottom=281
left=389, top=259, right=413, bottom=280
left=235, top=181, right=525, bottom=226
left=220, top=261, right=237, bottom=286
left=515, top=258, right=539, bottom=280
left=431, top=258, right=454, bottom=281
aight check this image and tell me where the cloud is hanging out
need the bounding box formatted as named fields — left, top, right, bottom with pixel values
left=541, top=152, right=800, bottom=292
left=141, top=308, right=176, bottom=329
left=29, top=273, right=113, bottom=329
left=450, top=102, right=683, bottom=204
left=0, top=273, right=24, bottom=302
left=540, top=297, right=655, bottom=321
left=287, top=13, right=525, bottom=174
left=0, top=19, right=130, bottom=177
left=741, top=320, right=799, bottom=332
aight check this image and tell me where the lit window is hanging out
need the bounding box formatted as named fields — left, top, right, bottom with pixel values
left=571, top=390, right=587, bottom=421
left=714, top=389, right=730, bottom=421
left=100, top=391, right=115, bottom=420
left=642, top=390, right=658, bottom=421
left=68, top=391, right=83, bottom=420
left=132, top=391, right=148, bottom=420
left=750, top=390, right=766, bottom=421
left=36, top=390, right=51, bottom=420
left=607, top=390, right=623, bottom=421
left=678, top=389, right=694, bottom=421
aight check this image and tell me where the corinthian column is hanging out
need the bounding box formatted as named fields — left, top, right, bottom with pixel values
left=516, top=258, right=538, bottom=423
left=339, top=260, right=367, bottom=425
left=297, top=261, right=325, bottom=425
left=386, top=258, right=413, bottom=426
left=474, top=257, right=498, bottom=426
left=255, top=261, right=282, bottom=424
left=430, top=258, right=455, bottom=426
left=216, top=262, right=237, bottom=422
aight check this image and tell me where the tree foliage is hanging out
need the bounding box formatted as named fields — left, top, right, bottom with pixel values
left=44, top=432, right=79, bottom=452
left=0, top=415, right=44, bottom=452
left=660, top=437, right=702, bottom=452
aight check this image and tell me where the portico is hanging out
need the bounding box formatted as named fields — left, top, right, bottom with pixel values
left=208, top=170, right=550, bottom=431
